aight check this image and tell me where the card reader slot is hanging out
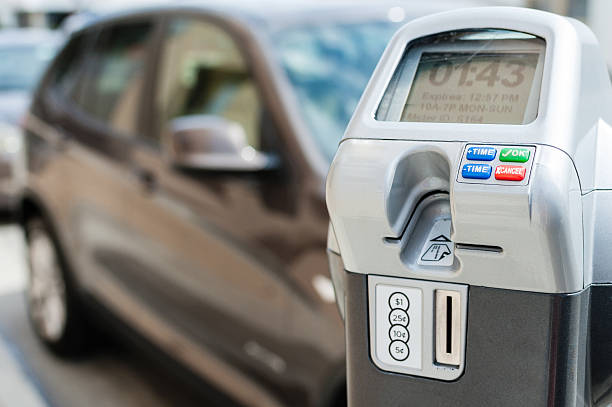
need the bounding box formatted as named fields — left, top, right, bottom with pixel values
left=455, top=243, right=503, bottom=253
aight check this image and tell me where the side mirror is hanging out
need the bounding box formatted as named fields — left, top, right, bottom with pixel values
left=162, top=115, right=278, bottom=171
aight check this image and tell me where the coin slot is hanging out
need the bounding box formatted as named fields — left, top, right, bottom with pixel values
left=446, top=295, right=452, bottom=354
left=435, top=290, right=461, bottom=366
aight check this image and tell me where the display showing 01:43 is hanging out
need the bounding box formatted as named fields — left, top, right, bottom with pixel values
left=429, top=60, right=527, bottom=88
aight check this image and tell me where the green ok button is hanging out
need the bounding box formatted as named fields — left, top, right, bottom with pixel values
left=500, top=147, right=530, bottom=162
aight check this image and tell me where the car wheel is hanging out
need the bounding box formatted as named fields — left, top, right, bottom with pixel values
left=25, top=217, right=90, bottom=356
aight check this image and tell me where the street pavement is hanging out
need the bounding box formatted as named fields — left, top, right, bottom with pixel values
left=0, top=224, right=203, bottom=407
left=0, top=332, right=46, bottom=407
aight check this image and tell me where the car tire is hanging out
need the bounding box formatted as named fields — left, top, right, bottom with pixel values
left=25, top=217, right=90, bottom=356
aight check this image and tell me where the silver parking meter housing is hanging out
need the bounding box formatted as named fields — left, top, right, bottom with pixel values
left=327, top=7, right=612, bottom=406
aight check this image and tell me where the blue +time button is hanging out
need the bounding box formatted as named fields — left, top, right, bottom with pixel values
left=466, top=146, right=497, bottom=161
left=462, top=163, right=492, bottom=179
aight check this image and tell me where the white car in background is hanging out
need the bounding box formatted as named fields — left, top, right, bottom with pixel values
left=0, top=28, right=62, bottom=213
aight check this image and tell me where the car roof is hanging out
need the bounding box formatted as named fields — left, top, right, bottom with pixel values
left=80, top=0, right=495, bottom=32
left=0, top=28, right=63, bottom=47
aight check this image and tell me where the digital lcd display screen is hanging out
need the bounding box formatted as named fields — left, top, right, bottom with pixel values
left=400, top=52, right=540, bottom=124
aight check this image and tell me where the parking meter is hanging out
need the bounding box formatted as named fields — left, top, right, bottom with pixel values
left=326, top=7, right=612, bottom=406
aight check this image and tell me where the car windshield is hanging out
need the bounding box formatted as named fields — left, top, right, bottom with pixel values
left=271, top=21, right=397, bottom=161
left=0, top=43, right=58, bottom=92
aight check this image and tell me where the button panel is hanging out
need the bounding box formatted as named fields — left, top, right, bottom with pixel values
left=458, top=145, right=535, bottom=186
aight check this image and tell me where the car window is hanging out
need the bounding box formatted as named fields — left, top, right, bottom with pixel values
left=75, top=20, right=154, bottom=137
left=270, top=21, right=398, bottom=161
left=155, top=17, right=261, bottom=149
left=50, top=32, right=90, bottom=100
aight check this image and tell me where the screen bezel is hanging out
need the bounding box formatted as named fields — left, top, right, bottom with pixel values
left=376, top=32, right=546, bottom=125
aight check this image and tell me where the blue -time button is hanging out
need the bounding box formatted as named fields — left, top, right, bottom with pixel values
left=466, top=146, right=497, bottom=161
left=462, top=163, right=492, bottom=179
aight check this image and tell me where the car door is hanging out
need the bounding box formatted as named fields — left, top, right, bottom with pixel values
left=43, top=18, right=160, bottom=296
left=109, top=15, right=307, bottom=406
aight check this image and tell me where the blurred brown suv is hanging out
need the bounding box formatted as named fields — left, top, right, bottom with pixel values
left=19, top=3, right=450, bottom=406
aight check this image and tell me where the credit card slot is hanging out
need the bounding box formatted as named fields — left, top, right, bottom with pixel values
left=455, top=243, right=503, bottom=253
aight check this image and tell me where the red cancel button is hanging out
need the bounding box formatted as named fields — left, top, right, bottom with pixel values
left=495, top=165, right=526, bottom=181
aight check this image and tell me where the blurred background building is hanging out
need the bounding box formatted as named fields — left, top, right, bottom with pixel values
left=0, top=0, right=604, bottom=58
left=0, top=0, right=592, bottom=28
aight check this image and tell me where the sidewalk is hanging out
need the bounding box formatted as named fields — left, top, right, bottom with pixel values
left=0, top=332, right=48, bottom=407
left=0, top=224, right=48, bottom=407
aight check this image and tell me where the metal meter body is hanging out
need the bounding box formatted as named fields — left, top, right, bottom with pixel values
left=326, top=7, right=612, bottom=406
